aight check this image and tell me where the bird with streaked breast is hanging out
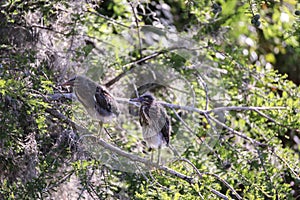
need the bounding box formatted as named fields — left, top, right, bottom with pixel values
left=61, top=75, right=119, bottom=123
left=130, top=94, right=170, bottom=163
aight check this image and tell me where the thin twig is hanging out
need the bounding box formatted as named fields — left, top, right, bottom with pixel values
left=177, top=158, right=241, bottom=200
left=210, top=189, right=229, bottom=200
left=77, top=169, right=95, bottom=200
left=208, top=106, right=286, bottom=114
left=88, top=183, right=102, bottom=199
left=271, top=148, right=299, bottom=178
left=231, top=168, right=275, bottom=198
left=104, top=50, right=167, bottom=87
left=254, top=109, right=286, bottom=126
left=30, top=24, right=115, bottom=47
left=177, top=158, right=202, bottom=178
left=256, top=147, right=275, bottom=196
left=87, top=10, right=130, bottom=28
left=195, top=72, right=209, bottom=110
left=104, top=46, right=199, bottom=87
left=42, top=171, right=74, bottom=193
left=116, top=98, right=285, bottom=120
left=208, top=115, right=266, bottom=146
left=203, top=172, right=243, bottom=200
left=171, top=108, right=222, bottom=161
left=129, top=1, right=143, bottom=58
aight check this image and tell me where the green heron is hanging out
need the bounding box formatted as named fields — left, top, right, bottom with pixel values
left=130, top=94, right=170, bottom=164
left=61, top=75, right=119, bottom=123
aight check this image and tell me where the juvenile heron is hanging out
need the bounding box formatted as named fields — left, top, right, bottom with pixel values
left=61, top=75, right=119, bottom=123
left=130, top=94, right=170, bottom=164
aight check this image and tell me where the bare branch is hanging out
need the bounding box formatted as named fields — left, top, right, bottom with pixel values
left=46, top=108, right=77, bottom=128
left=177, top=158, right=202, bottom=178
left=158, top=101, right=206, bottom=114
left=42, top=171, right=75, bottom=193
left=210, top=189, right=229, bottom=200
left=104, top=50, right=168, bottom=88
left=129, top=1, right=143, bottom=58
left=159, top=101, right=285, bottom=115
left=271, top=148, right=299, bottom=178
left=256, top=147, right=275, bottom=194
left=104, top=46, right=202, bottom=88
left=116, top=97, right=286, bottom=147
left=170, top=108, right=222, bottom=161
left=208, top=106, right=286, bottom=114
left=207, top=115, right=266, bottom=146
left=177, top=158, right=242, bottom=200
left=203, top=172, right=243, bottom=200
left=95, top=136, right=194, bottom=184
left=78, top=169, right=95, bottom=200
left=195, top=72, right=209, bottom=110
left=86, top=10, right=130, bottom=28
left=254, top=109, right=286, bottom=126
left=47, top=107, right=194, bottom=184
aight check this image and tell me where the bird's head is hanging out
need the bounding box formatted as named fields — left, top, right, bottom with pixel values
left=60, top=75, right=89, bottom=87
left=130, top=94, right=155, bottom=106
left=61, top=76, right=77, bottom=87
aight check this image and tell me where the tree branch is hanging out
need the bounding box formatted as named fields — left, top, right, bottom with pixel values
left=177, top=158, right=242, bottom=200
left=207, top=114, right=266, bottom=146
left=117, top=97, right=286, bottom=147
left=95, top=136, right=194, bottom=184
left=208, top=106, right=286, bottom=114
left=46, top=108, right=194, bottom=184
left=129, top=1, right=143, bottom=58
left=104, top=46, right=199, bottom=88
left=86, top=10, right=130, bottom=28
left=203, top=172, right=243, bottom=200
left=210, top=189, right=229, bottom=200
left=104, top=50, right=168, bottom=88
left=271, top=148, right=299, bottom=178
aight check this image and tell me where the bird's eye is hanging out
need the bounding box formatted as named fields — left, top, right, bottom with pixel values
left=143, top=96, right=151, bottom=101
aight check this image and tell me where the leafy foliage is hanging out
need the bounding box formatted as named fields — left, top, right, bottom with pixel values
left=0, top=0, right=299, bottom=199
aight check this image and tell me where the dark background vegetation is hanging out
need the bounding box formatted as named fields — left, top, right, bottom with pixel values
left=0, top=0, right=299, bottom=199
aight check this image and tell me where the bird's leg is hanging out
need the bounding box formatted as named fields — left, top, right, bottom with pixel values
left=97, top=121, right=103, bottom=138
left=150, top=149, right=154, bottom=163
left=157, top=146, right=161, bottom=165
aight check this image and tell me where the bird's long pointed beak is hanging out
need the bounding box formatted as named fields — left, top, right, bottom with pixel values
left=129, top=97, right=142, bottom=102
left=60, top=78, right=76, bottom=87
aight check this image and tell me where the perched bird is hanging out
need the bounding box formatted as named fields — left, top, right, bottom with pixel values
left=130, top=94, right=170, bottom=164
left=61, top=75, right=119, bottom=123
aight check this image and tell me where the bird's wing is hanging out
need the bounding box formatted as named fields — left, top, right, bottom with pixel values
left=140, top=106, right=150, bottom=126
left=161, top=116, right=170, bottom=145
left=148, top=104, right=171, bottom=145
left=102, top=88, right=120, bottom=115
left=94, top=86, right=111, bottom=112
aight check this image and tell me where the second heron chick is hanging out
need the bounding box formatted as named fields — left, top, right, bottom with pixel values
left=130, top=94, right=171, bottom=163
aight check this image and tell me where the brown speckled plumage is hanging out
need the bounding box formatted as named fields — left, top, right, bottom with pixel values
left=62, top=75, right=118, bottom=122
left=130, top=94, right=170, bottom=149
